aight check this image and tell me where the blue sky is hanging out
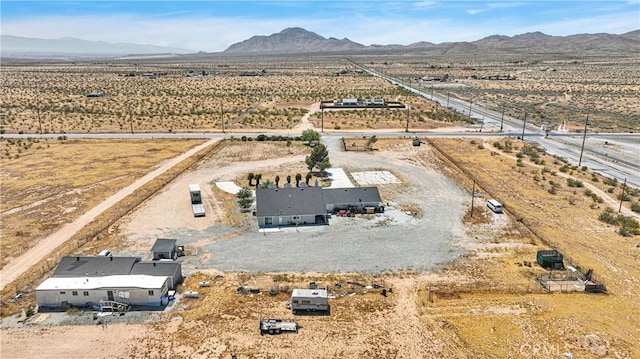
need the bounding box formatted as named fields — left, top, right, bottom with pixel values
left=2, top=1, right=638, bottom=52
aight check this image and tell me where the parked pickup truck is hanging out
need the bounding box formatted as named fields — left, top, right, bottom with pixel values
left=259, top=318, right=298, bottom=335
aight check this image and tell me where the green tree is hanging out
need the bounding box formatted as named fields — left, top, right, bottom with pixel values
left=305, top=173, right=312, bottom=185
left=236, top=187, right=253, bottom=211
left=286, top=175, right=292, bottom=184
left=301, top=129, right=320, bottom=143
left=255, top=173, right=262, bottom=186
left=275, top=175, right=280, bottom=187
left=295, top=173, right=302, bottom=187
left=247, top=172, right=255, bottom=186
left=305, top=143, right=331, bottom=173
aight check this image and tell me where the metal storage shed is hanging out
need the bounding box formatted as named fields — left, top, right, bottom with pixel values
left=151, top=238, right=178, bottom=260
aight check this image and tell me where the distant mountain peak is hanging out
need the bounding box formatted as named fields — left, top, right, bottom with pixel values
left=224, top=27, right=365, bottom=54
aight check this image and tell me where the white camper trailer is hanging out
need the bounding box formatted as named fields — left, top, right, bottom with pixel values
left=290, top=288, right=329, bottom=314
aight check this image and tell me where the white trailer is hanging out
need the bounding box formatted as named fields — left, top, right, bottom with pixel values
left=290, top=288, right=329, bottom=314
left=259, top=319, right=299, bottom=335
left=189, top=184, right=205, bottom=217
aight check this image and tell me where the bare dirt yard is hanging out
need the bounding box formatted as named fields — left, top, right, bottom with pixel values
left=3, top=136, right=638, bottom=358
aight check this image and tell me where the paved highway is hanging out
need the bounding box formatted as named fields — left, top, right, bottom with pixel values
left=347, top=60, right=639, bottom=188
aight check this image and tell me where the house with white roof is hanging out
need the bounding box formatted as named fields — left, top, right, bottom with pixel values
left=36, top=275, right=170, bottom=308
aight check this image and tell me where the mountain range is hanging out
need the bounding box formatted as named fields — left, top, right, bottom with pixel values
left=223, top=27, right=640, bottom=55
left=0, top=35, right=192, bottom=58
left=2, top=27, right=638, bottom=58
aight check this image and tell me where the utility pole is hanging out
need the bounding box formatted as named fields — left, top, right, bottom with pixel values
left=619, top=178, right=627, bottom=213
left=479, top=116, right=485, bottom=132
left=221, top=102, right=225, bottom=133
left=36, top=98, right=43, bottom=134
left=430, top=85, right=434, bottom=101
left=321, top=107, right=324, bottom=133
left=446, top=92, right=450, bottom=108
left=128, top=103, right=134, bottom=135
left=521, top=112, right=527, bottom=140
left=405, top=105, right=410, bottom=132
left=470, top=179, right=476, bottom=218
left=500, top=104, right=505, bottom=132
left=578, top=110, right=589, bottom=167
left=468, top=100, right=473, bottom=120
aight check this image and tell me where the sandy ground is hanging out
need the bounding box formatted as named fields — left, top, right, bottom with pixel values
left=1, top=322, right=150, bottom=359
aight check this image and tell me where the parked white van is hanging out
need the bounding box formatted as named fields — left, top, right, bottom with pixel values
left=487, top=199, right=503, bottom=213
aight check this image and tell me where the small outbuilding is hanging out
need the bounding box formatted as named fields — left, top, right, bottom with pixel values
left=536, top=250, right=564, bottom=269
left=151, top=238, right=178, bottom=260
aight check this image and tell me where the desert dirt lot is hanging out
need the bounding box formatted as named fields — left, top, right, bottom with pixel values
left=2, top=136, right=639, bottom=358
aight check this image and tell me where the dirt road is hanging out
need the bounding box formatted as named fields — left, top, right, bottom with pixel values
left=0, top=139, right=219, bottom=290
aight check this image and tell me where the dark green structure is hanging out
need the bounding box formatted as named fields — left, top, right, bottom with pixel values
left=536, top=250, right=564, bottom=269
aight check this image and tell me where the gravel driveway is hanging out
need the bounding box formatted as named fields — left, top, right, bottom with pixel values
left=121, top=136, right=471, bottom=274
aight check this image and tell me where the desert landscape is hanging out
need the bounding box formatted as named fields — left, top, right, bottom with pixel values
left=1, top=46, right=639, bottom=359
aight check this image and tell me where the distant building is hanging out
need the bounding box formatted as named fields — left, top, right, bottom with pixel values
left=85, top=91, right=104, bottom=98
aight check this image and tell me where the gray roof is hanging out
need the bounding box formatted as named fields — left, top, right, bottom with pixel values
left=151, top=238, right=177, bottom=252
left=52, top=256, right=140, bottom=277
left=322, top=187, right=381, bottom=206
left=130, top=261, right=181, bottom=277
left=256, top=187, right=326, bottom=217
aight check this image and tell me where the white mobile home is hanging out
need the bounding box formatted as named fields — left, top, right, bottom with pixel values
left=36, top=275, right=169, bottom=309
left=290, top=288, right=329, bottom=314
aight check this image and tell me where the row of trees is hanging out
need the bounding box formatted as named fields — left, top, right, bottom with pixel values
left=238, top=130, right=331, bottom=211
left=247, top=172, right=316, bottom=187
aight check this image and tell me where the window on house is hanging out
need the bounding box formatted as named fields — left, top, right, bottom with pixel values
left=72, top=291, right=78, bottom=296
left=148, top=290, right=154, bottom=296
left=292, top=216, right=301, bottom=220
left=59, top=291, right=66, bottom=295
left=83, top=291, right=89, bottom=296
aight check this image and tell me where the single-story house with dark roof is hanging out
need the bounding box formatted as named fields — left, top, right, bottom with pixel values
left=322, top=187, right=382, bottom=213
left=52, top=256, right=140, bottom=277
left=256, top=187, right=328, bottom=228
left=151, top=238, right=178, bottom=260
left=255, top=186, right=382, bottom=228
left=130, top=261, right=183, bottom=289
